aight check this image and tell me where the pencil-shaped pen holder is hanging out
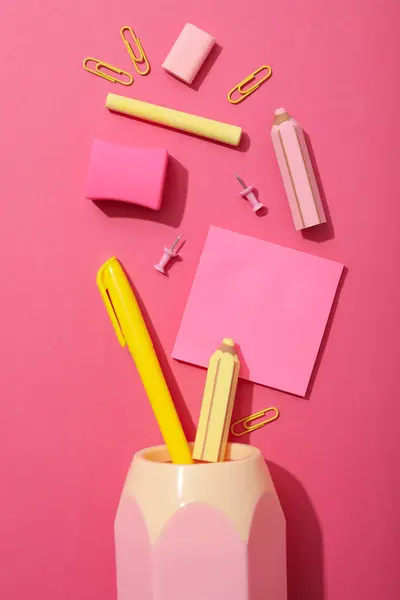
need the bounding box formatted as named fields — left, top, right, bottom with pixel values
left=115, top=443, right=287, bottom=600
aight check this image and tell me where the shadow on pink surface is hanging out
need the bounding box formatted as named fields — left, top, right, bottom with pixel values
left=229, top=379, right=255, bottom=445
left=268, top=462, right=324, bottom=600
left=305, top=266, right=348, bottom=399
left=190, top=43, right=223, bottom=92
left=122, top=262, right=196, bottom=441
left=94, top=155, right=188, bottom=228
left=302, top=131, right=334, bottom=243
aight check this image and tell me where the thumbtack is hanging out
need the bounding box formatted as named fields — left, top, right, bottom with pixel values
left=235, top=173, right=264, bottom=213
left=154, top=234, right=182, bottom=274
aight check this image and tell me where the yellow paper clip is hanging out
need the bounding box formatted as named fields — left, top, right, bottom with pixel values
left=120, top=26, right=151, bottom=76
left=227, top=65, right=272, bottom=105
left=231, top=407, right=279, bottom=437
left=83, top=57, right=133, bottom=86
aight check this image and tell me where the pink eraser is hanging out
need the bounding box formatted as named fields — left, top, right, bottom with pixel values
left=271, top=108, right=326, bottom=230
left=85, top=139, right=168, bottom=210
left=162, top=23, right=216, bottom=85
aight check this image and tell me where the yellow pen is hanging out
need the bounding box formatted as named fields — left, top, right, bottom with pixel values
left=97, top=257, right=193, bottom=465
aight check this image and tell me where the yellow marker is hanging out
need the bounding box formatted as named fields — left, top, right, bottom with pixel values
left=106, top=93, right=242, bottom=146
left=193, top=339, right=240, bottom=463
left=97, top=257, right=193, bottom=465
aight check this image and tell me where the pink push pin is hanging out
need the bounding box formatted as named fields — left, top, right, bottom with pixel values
left=235, top=173, right=264, bottom=213
left=154, top=234, right=182, bottom=274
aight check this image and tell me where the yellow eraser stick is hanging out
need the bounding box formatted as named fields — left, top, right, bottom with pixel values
left=106, top=93, right=242, bottom=147
left=193, top=338, right=240, bottom=462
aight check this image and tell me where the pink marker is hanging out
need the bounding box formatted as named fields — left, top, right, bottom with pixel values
left=235, top=173, right=264, bottom=213
left=154, top=235, right=182, bottom=274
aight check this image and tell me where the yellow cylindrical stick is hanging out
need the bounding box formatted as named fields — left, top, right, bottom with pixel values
left=106, top=93, right=242, bottom=146
left=193, top=339, right=240, bottom=462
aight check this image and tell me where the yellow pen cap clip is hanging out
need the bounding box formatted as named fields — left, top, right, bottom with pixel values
left=97, top=257, right=126, bottom=347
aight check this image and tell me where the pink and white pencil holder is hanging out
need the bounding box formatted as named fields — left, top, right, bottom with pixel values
left=115, top=443, right=287, bottom=600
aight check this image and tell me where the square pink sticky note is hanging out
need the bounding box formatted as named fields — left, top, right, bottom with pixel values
left=173, top=227, right=344, bottom=396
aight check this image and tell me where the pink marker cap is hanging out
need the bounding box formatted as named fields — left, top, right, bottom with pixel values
left=162, top=23, right=216, bottom=85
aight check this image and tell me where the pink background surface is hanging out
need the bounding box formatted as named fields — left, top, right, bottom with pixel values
left=0, top=1, right=399, bottom=600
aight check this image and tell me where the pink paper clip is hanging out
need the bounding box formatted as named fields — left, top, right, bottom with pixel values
left=154, top=234, right=182, bottom=274
left=235, top=173, right=264, bottom=213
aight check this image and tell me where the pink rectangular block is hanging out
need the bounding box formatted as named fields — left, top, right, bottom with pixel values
left=85, top=139, right=168, bottom=210
left=162, top=23, right=215, bottom=85
left=271, top=108, right=326, bottom=230
left=172, top=226, right=344, bottom=397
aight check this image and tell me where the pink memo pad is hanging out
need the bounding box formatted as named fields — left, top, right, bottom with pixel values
left=162, top=23, right=216, bottom=85
left=173, top=227, right=344, bottom=396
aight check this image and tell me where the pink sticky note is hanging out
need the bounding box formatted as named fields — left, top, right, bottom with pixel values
left=173, top=227, right=344, bottom=396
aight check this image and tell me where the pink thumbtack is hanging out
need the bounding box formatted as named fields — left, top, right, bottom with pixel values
left=235, top=173, right=264, bottom=213
left=154, top=234, right=182, bottom=274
